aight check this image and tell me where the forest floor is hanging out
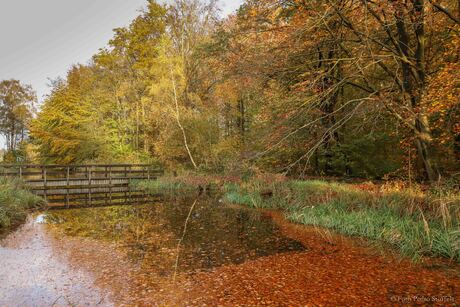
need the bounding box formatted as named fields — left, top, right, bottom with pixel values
left=1, top=201, right=459, bottom=306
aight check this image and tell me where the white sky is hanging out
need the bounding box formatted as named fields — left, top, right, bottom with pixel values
left=0, top=0, right=244, bottom=149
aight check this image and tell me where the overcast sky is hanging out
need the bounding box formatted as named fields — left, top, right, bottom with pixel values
left=0, top=0, right=244, bottom=149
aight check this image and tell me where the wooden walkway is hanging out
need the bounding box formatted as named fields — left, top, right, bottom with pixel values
left=1, top=164, right=163, bottom=208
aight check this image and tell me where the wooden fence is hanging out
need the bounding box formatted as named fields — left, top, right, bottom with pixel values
left=0, top=164, right=163, bottom=208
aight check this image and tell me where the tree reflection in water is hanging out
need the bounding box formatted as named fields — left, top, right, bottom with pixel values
left=44, top=198, right=305, bottom=276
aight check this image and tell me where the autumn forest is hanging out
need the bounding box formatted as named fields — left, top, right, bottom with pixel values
left=1, top=0, right=460, bottom=305
left=0, top=0, right=457, bottom=181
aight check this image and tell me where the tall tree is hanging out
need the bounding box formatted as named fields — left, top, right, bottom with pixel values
left=0, top=80, right=36, bottom=153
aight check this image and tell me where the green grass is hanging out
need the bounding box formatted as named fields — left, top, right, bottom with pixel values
left=134, top=176, right=460, bottom=261
left=288, top=202, right=459, bottom=261
left=0, top=177, right=45, bottom=231
left=223, top=183, right=262, bottom=207
left=223, top=179, right=460, bottom=262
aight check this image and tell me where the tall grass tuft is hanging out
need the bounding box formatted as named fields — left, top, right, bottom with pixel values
left=223, top=183, right=262, bottom=207
left=131, top=177, right=198, bottom=198
left=223, top=178, right=460, bottom=262
left=0, top=177, right=45, bottom=230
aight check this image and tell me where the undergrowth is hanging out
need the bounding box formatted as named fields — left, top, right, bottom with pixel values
left=223, top=179, right=460, bottom=262
left=0, top=177, right=45, bottom=231
left=132, top=178, right=197, bottom=196
left=135, top=173, right=460, bottom=262
left=132, top=173, right=239, bottom=198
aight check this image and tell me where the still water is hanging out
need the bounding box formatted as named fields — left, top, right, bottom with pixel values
left=44, top=198, right=305, bottom=274
left=2, top=198, right=459, bottom=306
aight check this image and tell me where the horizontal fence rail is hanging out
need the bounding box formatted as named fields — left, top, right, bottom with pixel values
left=1, top=164, right=163, bottom=208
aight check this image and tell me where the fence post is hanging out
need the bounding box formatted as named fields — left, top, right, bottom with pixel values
left=43, top=166, right=47, bottom=202
left=105, top=166, right=108, bottom=206
left=109, top=166, right=112, bottom=204
left=66, top=166, right=70, bottom=208
left=128, top=166, right=132, bottom=204
left=89, top=166, right=92, bottom=206
left=83, top=167, right=87, bottom=207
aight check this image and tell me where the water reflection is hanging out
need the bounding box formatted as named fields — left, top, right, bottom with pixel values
left=34, top=214, right=46, bottom=224
left=44, top=198, right=305, bottom=275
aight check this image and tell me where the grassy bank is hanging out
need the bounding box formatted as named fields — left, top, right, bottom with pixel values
left=224, top=179, right=460, bottom=262
left=131, top=174, right=229, bottom=197
left=135, top=175, right=460, bottom=261
left=0, top=177, right=45, bottom=232
left=132, top=177, right=197, bottom=197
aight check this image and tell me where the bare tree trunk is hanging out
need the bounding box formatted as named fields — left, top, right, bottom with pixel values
left=319, top=49, right=340, bottom=175
left=170, top=67, right=198, bottom=170
left=141, top=99, right=149, bottom=152
left=237, top=97, right=245, bottom=143
left=396, top=2, right=440, bottom=182
left=415, top=115, right=439, bottom=181
left=135, top=100, right=140, bottom=151
left=414, top=0, right=440, bottom=181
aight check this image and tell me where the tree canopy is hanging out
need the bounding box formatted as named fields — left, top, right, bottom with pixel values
left=22, top=0, right=459, bottom=182
left=0, top=79, right=36, bottom=162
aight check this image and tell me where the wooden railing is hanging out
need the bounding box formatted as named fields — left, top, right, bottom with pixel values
left=0, top=164, right=163, bottom=208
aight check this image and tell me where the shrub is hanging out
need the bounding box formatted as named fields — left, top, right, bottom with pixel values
left=0, top=177, right=45, bottom=230
left=131, top=177, right=199, bottom=197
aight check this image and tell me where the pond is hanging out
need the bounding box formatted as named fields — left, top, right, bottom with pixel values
left=44, top=198, right=305, bottom=274
left=1, top=197, right=459, bottom=306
